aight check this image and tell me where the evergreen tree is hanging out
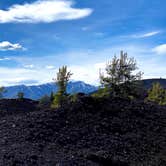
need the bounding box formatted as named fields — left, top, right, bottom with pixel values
left=146, top=82, right=166, bottom=105
left=52, top=66, right=72, bottom=108
left=50, top=91, right=54, bottom=102
left=17, top=92, right=24, bottom=100
left=100, top=51, right=143, bottom=98
left=39, top=95, right=51, bottom=107
left=0, top=87, right=6, bottom=99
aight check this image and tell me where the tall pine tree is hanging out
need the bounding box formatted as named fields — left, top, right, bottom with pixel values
left=52, top=66, right=72, bottom=108
left=100, top=51, right=143, bottom=98
left=146, top=82, right=166, bottom=105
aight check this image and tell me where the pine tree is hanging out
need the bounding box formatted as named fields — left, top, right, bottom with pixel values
left=0, top=87, right=6, bottom=99
left=50, top=91, right=54, bottom=102
left=52, top=66, right=72, bottom=108
left=146, top=82, right=166, bottom=105
left=39, top=95, right=51, bottom=107
left=100, top=51, right=143, bottom=98
left=17, top=92, right=24, bottom=100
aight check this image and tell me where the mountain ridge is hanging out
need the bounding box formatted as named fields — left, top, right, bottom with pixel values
left=3, top=78, right=166, bottom=100
left=3, top=81, right=98, bottom=100
left=142, top=78, right=166, bottom=89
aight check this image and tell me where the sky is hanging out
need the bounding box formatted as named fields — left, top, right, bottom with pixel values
left=0, top=0, right=166, bottom=86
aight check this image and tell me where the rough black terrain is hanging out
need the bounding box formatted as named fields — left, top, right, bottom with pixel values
left=0, top=97, right=165, bottom=166
left=0, top=99, right=39, bottom=116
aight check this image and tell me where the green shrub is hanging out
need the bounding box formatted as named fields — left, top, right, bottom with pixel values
left=50, top=91, right=54, bottom=102
left=69, top=93, right=85, bottom=102
left=68, top=93, right=78, bottom=102
left=39, top=95, right=51, bottom=107
left=51, top=92, right=68, bottom=108
left=0, top=87, right=6, bottom=99
left=17, top=92, right=24, bottom=100
left=146, top=82, right=166, bottom=105
left=91, top=87, right=110, bottom=98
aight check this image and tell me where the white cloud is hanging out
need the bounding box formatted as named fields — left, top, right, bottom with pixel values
left=11, top=45, right=151, bottom=85
left=46, top=65, right=56, bottom=69
left=24, top=64, right=34, bottom=69
left=0, top=64, right=101, bottom=86
left=153, top=44, right=166, bottom=55
left=132, top=31, right=161, bottom=38
left=0, top=41, right=23, bottom=51
left=94, top=32, right=105, bottom=37
left=2, top=43, right=166, bottom=86
left=94, top=62, right=106, bottom=69
left=81, top=26, right=91, bottom=31
left=0, top=57, right=11, bottom=61
left=69, top=65, right=100, bottom=85
left=0, top=67, right=53, bottom=86
left=0, top=0, right=93, bottom=23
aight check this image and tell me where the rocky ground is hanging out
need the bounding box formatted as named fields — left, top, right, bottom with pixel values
left=0, top=96, right=165, bottom=166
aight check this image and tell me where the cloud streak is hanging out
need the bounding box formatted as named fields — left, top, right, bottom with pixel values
left=46, top=65, right=56, bottom=69
left=0, top=67, right=52, bottom=86
left=132, top=31, right=161, bottom=38
left=1, top=43, right=165, bottom=86
left=153, top=44, right=166, bottom=55
left=0, top=0, right=93, bottom=23
left=0, top=57, right=11, bottom=61
left=24, top=64, right=35, bottom=69
left=0, top=41, right=23, bottom=51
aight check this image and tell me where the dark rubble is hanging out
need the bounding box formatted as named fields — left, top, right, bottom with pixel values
left=0, top=97, right=166, bottom=166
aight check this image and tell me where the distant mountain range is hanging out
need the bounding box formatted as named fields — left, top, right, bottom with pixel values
left=3, top=81, right=98, bottom=100
left=3, top=78, right=166, bottom=100
left=142, top=78, right=166, bottom=89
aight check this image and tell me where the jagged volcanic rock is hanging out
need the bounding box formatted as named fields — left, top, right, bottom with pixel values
left=0, top=97, right=165, bottom=165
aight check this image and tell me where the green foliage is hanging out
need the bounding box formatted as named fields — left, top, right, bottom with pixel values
left=39, top=95, right=51, bottom=107
left=51, top=92, right=68, bottom=108
left=100, top=51, right=143, bottom=98
left=0, top=87, right=6, bottom=99
left=146, top=82, right=166, bottom=105
left=69, top=93, right=85, bottom=102
left=17, top=92, right=24, bottom=100
left=50, top=91, right=54, bottom=102
left=52, top=66, right=72, bottom=108
left=68, top=93, right=78, bottom=102
left=92, top=87, right=110, bottom=98
left=54, top=66, right=72, bottom=96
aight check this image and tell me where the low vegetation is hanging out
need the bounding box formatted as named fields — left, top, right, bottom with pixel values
left=52, top=65, right=72, bottom=108
left=0, top=87, right=6, bottom=99
left=17, top=92, right=24, bottom=100
left=36, top=51, right=166, bottom=108
left=39, top=95, right=52, bottom=107
left=146, top=82, right=166, bottom=105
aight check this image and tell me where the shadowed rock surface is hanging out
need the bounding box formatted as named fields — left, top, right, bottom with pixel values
left=0, top=97, right=165, bottom=166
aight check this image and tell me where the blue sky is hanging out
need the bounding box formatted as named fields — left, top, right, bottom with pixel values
left=0, top=0, right=166, bottom=86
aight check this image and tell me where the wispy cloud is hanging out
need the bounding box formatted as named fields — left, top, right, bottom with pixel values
left=24, top=64, right=35, bottom=69
left=153, top=44, right=166, bottom=55
left=0, top=57, right=11, bottom=61
left=2, top=78, right=39, bottom=86
left=1, top=43, right=166, bottom=86
left=45, top=65, right=56, bottom=69
left=0, top=41, right=23, bottom=51
left=132, top=31, right=161, bottom=38
left=81, top=26, right=91, bottom=31
left=0, top=0, right=93, bottom=23
left=0, top=67, right=53, bottom=86
left=94, top=32, right=105, bottom=37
